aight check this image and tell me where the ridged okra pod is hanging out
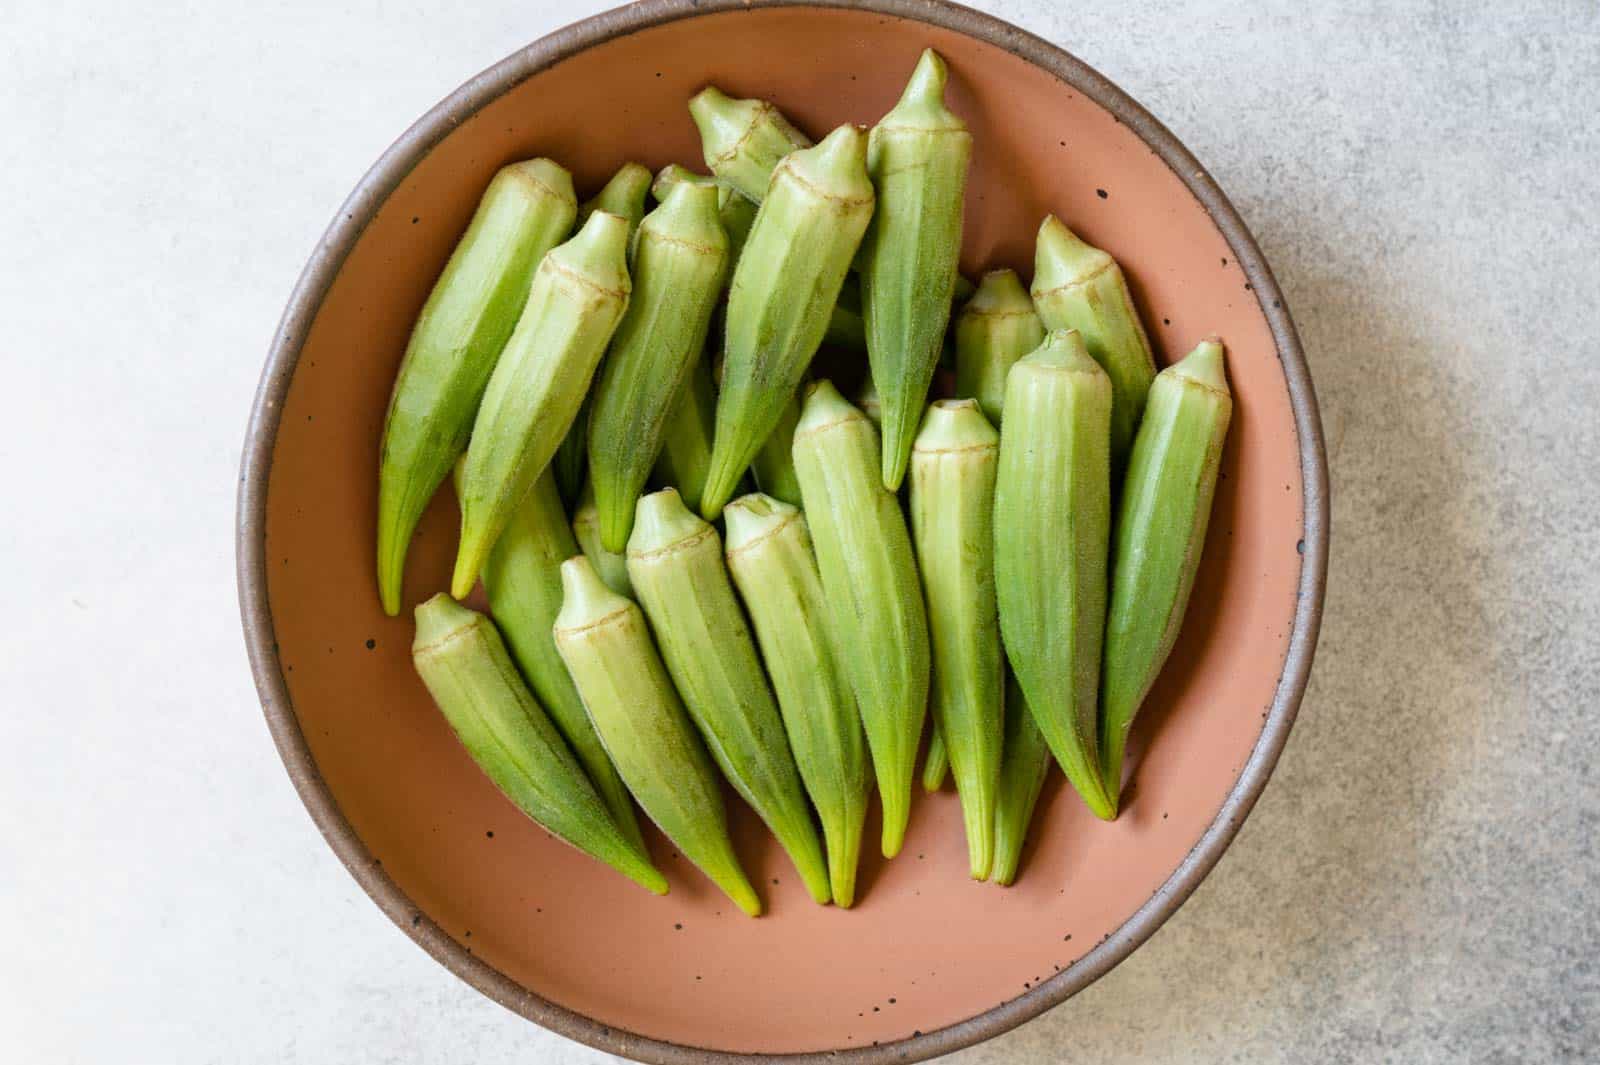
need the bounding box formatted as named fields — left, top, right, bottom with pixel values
left=652, top=354, right=719, bottom=513
left=652, top=164, right=757, bottom=267
left=909, top=399, right=1002, bottom=879
left=588, top=182, right=729, bottom=552
left=748, top=386, right=804, bottom=507
left=625, top=490, right=831, bottom=904
left=412, top=593, right=666, bottom=894
left=724, top=493, right=870, bottom=907
left=471, top=465, right=645, bottom=853
left=992, top=675, right=1052, bottom=886
left=453, top=211, right=632, bottom=598
left=994, top=329, right=1117, bottom=820
left=860, top=49, right=973, bottom=491
left=792, top=381, right=930, bottom=858
left=954, top=268, right=1045, bottom=425
left=571, top=481, right=633, bottom=597
left=376, top=159, right=575, bottom=615
left=1101, top=338, right=1232, bottom=802
left=701, top=125, right=875, bottom=518
left=922, top=725, right=948, bottom=791
left=688, top=86, right=811, bottom=203
left=553, top=557, right=761, bottom=916
left=824, top=276, right=868, bottom=351
left=1032, top=215, right=1157, bottom=471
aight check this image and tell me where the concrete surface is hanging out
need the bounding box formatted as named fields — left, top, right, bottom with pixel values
left=2, top=0, right=1596, bottom=1062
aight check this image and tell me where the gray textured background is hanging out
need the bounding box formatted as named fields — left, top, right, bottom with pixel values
left=2, top=0, right=1596, bottom=1062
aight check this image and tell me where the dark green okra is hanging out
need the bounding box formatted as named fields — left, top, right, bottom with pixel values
left=860, top=49, right=973, bottom=491
left=1032, top=215, right=1158, bottom=472
left=700, top=125, right=875, bottom=518
left=553, top=557, right=761, bottom=916
left=376, top=159, right=575, bottom=616
left=469, top=464, right=645, bottom=852
left=994, top=329, right=1117, bottom=820
left=652, top=354, right=719, bottom=514
left=688, top=86, right=812, bottom=203
left=453, top=211, right=632, bottom=598
left=589, top=182, right=729, bottom=552
left=922, top=725, right=949, bottom=791
left=992, top=675, right=1053, bottom=886
left=412, top=593, right=665, bottom=894
left=954, top=268, right=1045, bottom=425
left=909, top=399, right=1003, bottom=879
left=793, top=381, right=930, bottom=858
left=626, top=489, right=831, bottom=904
left=724, top=493, right=870, bottom=907
left=1101, top=338, right=1232, bottom=803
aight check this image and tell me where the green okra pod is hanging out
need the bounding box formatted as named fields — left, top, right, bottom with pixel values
left=954, top=268, right=1046, bottom=425
left=625, top=490, right=831, bottom=904
left=651, top=354, right=719, bottom=514
left=471, top=465, right=645, bottom=853
left=376, top=159, right=576, bottom=616
left=724, top=493, right=870, bottom=907
left=854, top=374, right=882, bottom=428
left=824, top=276, right=868, bottom=351
left=921, top=724, right=948, bottom=791
left=992, top=675, right=1052, bottom=886
left=571, top=481, right=633, bottom=597
left=909, top=399, right=1002, bottom=879
left=688, top=86, right=812, bottom=204
left=1101, top=338, right=1232, bottom=803
left=652, top=164, right=757, bottom=267
left=589, top=182, right=729, bottom=553
left=792, top=381, right=930, bottom=858
left=701, top=125, right=875, bottom=519
left=412, top=593, right=666, bottom=894
left=1032, top=215, right=1158, bottom=472
left=748, top=386, right=804, bottom=507
left=860, top=49, right=973, bottom=491
left=453, top=211, right=633, bottom=598
left=553, top=557, right=761, bottom=916
left=553, top=397, right=590, bottom=510
left=994, top=329, right=1117, bottom=820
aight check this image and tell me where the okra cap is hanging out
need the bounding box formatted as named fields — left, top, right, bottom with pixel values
left=1032, top=214, right=1115, bottom=295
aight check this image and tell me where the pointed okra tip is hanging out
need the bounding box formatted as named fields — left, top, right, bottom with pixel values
left=966, top=268, right=1034, bottom=316
left=412, top=592, right=481, bottom=654
left=502, top=157, right=577, bottom=209
left=555, top=555, right=631, bottom=631
left=652, top=163, right=720, bottom=205
left=914, top=397, right=999, bottom=453
left=1032, top=214, right=1111, bottom=294
left=578, top=162, right=653, bottom=228
left=628, top=487, right=713, bottom=558
left=796, top=378, right=867, bottom=438
left=1170, top=335, right=1230, bottom=392
left=883, top=48, right=963, bottom=131
left=785, top=124, right=874, bottom=201
left=687, top=85, right=752, bottom=157
left=723, top=492, right=800, bottom=555
left=552, top=209, right=633, bottom=291
left=647, top=178, right=726, bottom=241
left=1020, top=327, right=1101, bottom=374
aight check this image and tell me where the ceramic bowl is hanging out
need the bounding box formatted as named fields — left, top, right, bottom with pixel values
left=237, top=1, right=1327, bottom=1060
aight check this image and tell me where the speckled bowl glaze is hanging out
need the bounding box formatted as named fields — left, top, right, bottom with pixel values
left=237, top=1, right=1327, bottom=1060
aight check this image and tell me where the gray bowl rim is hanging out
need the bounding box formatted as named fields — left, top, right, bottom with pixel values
left=236, top=1, right=1329, bottom=1061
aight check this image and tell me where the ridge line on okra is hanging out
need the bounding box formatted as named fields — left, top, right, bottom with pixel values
left=722, top=509, right=802, bottom=559
left=771, top=162, right=876, bottom=206
left=1031, top=256, right=1117, bottom=297
left=539, top=253, right=630, bottom=298
left=544, top=600, right=632, bottom=636
left=624, top=524, right=720, bottom=562
left=703, top=102, right=786, bottom=167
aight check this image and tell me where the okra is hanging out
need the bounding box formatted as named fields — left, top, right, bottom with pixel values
left=723, top=493, right=870, bottom=907
left=994, top=329, right=1117, bottom=820
left=376, top=159, right=576, bottom=616
left=954, top=268, right=1045, bottom=425
left=453, top=211, right=632, bottom=598
left=854, top=374, right=882, bottom=427
left=652, top=164, right=757, bottom=267
left=412, top=593, right=666, bottom=894
left=909, top=399, right=1002, bottom=879
left=652, top=354, right=719, bottom=514
left=824, top=276, right=868, bottom=351
left=701, top=125, right=875, bottom=518
left=860, top=49, right=973, bottom=491
left=469, top=464, right=646, bottom=852
left=553, top=557, right=761, bottom=916
left=1101, top=338, right=1232, bottom=803
left=748, top=386, right=804, bottom=507
left=1032, top=215, right=1157, bottom=471
left=625, top=490, right=831, bottom=904
left=688, top=86, right=811, bottom=203
left=921, top=724, right=948, bottom=791
left=552, top=398, right=590, bottom=509
left=588, top=183, right=729, bottom=553
left=991, top=675, right=1052, bottom=886
left=571, top=482, right=632, bottom=597
left=575, top=161, right=653, bottom=234
left=792, top=381, right=930, bottom=857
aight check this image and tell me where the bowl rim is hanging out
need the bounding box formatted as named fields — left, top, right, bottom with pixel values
left=236, top=1, right=1329, bottom=1061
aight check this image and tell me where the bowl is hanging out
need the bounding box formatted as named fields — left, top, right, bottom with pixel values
left=236, top=1, right=1328, bottom=1060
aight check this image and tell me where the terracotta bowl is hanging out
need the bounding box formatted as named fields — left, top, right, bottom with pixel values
left=237, top=1, right=1327, bottom=1061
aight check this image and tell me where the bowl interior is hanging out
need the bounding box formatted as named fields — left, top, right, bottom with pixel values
left=259, top=4, right=1306, bottom=1055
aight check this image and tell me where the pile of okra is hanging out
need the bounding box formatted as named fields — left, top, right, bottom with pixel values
left=385, top=50, right=1232, bottom=914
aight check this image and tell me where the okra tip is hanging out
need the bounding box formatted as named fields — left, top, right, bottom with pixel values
left=967, top=268, right=1033, bottom=314
left=1023, top=327, right=1103, bottom=374
left=1032, top=214, right=1111, bottom=294
left=722, top=492, right=797, bottom=555
left=412, top=591, right=479, bottom=651
left=627, top=487, right=711, bottom=557
left=1173, top=336, right=1230, bottom=391
left=913, top=397, right=999, bottom=452
left=579, top=162, right=653, bottom=226
left=504, top=157, right=578, bottom=206
left=563, top=209, right=635, bottom=286
left=687, top=85, right=750, bottom=162
left=898, top=48, right=950, bottom=108
left=795, top=378, right=866, bottom=437
left=790, top=124, right=873, bottom=195
left=555, top=555, right=630, bottom=631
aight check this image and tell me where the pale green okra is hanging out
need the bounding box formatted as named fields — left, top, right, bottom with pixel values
left=860, top=49, right=973, bottom=491
left=909, top=398, right=1003, bottom=879
left=376, top=159, right=576, bottom=616
left=553, top=557, right=761, bottom=916
left=921, top=724, right=948, bottom=792
left=792, top=381, right=930, bottom=858
left=651, top=164, right=757, bottom=266
left=1101, top=338, right=1232, bottom=803
left=748, top=386, right=804, bottom=507
left=992, top=675, right=1053, bottom=886
left=453, top=211, right=632, bottom=598
left=724, top=493, right=870, bottom=907
left=688, top=85, right=812, bottom=203
left=994, top=329, right=1117, bottom=820
left=625, top=489, right=831, bottom=904
left=412, top=593, right=665, bottom=894
left=651, top=354, right=719, bottom=514
left=572, top=481, right=633, bottom=597
left=954, top=268, right=1045, bottom=425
